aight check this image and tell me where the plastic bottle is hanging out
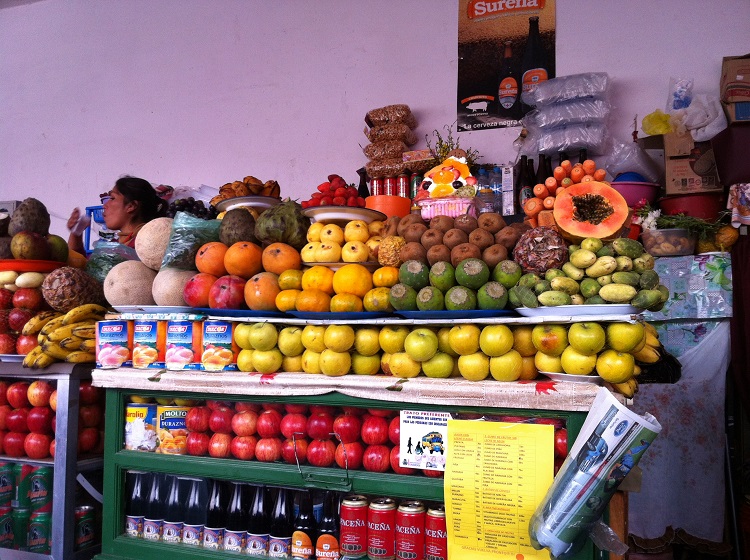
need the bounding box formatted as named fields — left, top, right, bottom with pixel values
left=162, top=475, right=184, bottom=544
left=224, top=482, right=248, bottom=553
left=475, top=168, right=494, bottom=214
left=203, top=479, right=226, bottom=550
left=491, top=165, right=504, bottom=213
left=315, top=491, right=340, bottom=560
left=291, top=490, right=317, bottom=559
left=70, top=208, right=92, bottom=236
left=247, top=485, right=270, bottom=556
left=182, top=477, right=206, bottom=546
left=269, top=488, right=293, bottom=558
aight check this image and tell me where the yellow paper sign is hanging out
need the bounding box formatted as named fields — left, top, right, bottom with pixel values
left=445, top=419, right=554, bottom=560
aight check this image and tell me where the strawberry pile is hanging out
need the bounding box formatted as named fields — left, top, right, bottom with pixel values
left=300, top=174, right=367, bottom=209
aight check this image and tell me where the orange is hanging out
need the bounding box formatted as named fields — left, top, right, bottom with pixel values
left=570, top=166, right=585, bottom=184
left=224, top=241, right=263, bottom=279
left=330, top=293, right=364, bottom=312
left=195, top=242, right=229, bottom=277
left=581, top=159, right=597, bottom=176
left=593, top=168, right=607, bottom=181
left=301, top=265, right=335, bottom=295
left=275, top=289, right=301, bottom=312
left=244, top=272, right=280, bottom=311
left=261, top=242, right=302, bottom=275
left=295, top=289, right=332, bottom=312
left=372, top=266, right=399, bottom=288
left=332, top=264, right=373, bottom=298
left=363, top=287, right=393, bottom=312
left=278, top=269, right=304, bottom=290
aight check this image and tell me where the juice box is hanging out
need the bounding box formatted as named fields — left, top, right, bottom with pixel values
left=96, top=320, right=134, bottom=368
left=132, top=320, right=167, bottom=369
left=201, top=320, right=239, bottom=371
left=155, top=406, right=189, bottom=455
left=165, top=320, right=203, bottom=371
left=124, top=404, right=158, bottom=452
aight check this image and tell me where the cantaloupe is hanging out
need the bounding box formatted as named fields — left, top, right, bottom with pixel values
left=135, top=217, right=174, bottom=270
left=103, top=260, right=157, bottom=306
left=152, top=268, right=196, bottom=307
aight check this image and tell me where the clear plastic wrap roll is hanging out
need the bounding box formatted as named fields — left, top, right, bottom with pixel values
left=523, top=99, right=611, bottom=129
left=522, top=72, right=610, bottom=107
left=524, top=122, right=609, bottom=156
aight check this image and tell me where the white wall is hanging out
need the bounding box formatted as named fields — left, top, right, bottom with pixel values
left=1, top=0, right=748, bottom=236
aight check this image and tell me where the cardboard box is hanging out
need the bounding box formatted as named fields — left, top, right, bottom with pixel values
left=720, top=53, right=750, bottom=103
left=638, top=132, right=722, bottom=195
left=722, top=100, right=750, bottom=124
left=711, top=124, right=750, bottom=184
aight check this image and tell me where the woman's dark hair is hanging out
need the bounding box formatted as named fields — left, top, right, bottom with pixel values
left=114, top=176, right=167, bottom=222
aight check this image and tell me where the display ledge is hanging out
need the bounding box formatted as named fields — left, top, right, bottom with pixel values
left=92, top=368, right=626, bottom=411
left=96, top=537, right=242, bottom=560
left=5, top=546, right=100, bottom=560
left=0, top=454, right=103, bottom=471
left=0, top=361, right=93, bottom=379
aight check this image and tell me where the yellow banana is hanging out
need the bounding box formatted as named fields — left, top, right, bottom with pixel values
left=62, top=304, right=108, bottom=326
left=645, top=332, right=660, bottom=349
left=32, top=351, right=56, bottom=369
left=46, top=325, right=77, bottom=343
left=629, top=378, right=639, bottom=395
left=40, top=315, right=66, bottom=336
left=41, top=342, right=72, bottom=360
left=71, top=324, right=96, bottom=339
left=64, top=351, right=96, bottom=363
left=79, top=338, right=96, bottom=353
left=59, top=336, right=85, bottom=351
left=643, top=322, right=659, bottom=338
left=631, top=331, right=647, bottom=353
left=23, top=345, right=44, bottom=368
left=21, top=311, right=61, bottom=335
left=632, top=364, right=642, bottom=377
left=612, top=381, right=635, bottom=398
left=632, top=345, right=660, bottom=364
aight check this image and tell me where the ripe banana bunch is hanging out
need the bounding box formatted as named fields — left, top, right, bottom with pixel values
left=612, top=378, right=639, bottom=398
left=631, top=322, right=661, bottom=365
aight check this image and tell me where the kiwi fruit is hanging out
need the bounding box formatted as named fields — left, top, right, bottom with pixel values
left=468, top=228, right=494, bottom=252
left=383, top=216, right=401, bottom=237
left=420, top=228, right=444, bottom=250
left=453, top=214, right=478, bottom=234
left=477, top=212, right=507, bottom=233
left=494, top=226, right=523, bottom=250
left=443, top=228, right=469, bottom=250
left=429, top=215, right=454, bottom=233
left=482, top=244, right=509, bottom=270
left=399, top=241, right=428, bottom=264
left=397, top=214, right=425, bottom=237
left=426, top=244, right=452, bottom=266
left=450, top=242, right=482, bottom=268
left=403, top=223, right=428, bottom=244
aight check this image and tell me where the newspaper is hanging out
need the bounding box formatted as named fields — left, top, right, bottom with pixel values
left=529, top=387, right=662, bottom=559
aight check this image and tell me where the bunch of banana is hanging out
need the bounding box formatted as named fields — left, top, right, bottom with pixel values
left=612, top=378, right=639, bottom=399
left=632, top=322, right=661, bottom=365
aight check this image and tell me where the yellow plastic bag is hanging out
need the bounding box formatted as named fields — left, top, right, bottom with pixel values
left=641, top=109, right=673, bottom=135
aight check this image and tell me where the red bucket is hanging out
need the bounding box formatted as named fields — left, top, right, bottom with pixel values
left=657, top=192, right=726, bottom=221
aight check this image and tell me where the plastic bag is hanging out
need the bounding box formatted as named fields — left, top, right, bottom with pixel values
left=85, top=241, right=139, bottom=283
left=666, top=77, right=693, bottom=112
left=522, top=98, right=611, bottom=129
left=523, top=122, right=609, bottom=156
left=641, top=109, right=673, bottom=136
left=521, top=72, right=610, bottom=108
left=606, top=141, right=661, bottom=184
left=161, top=211, right=221, bottom=270
left=170, top=184, right=218, bottom=205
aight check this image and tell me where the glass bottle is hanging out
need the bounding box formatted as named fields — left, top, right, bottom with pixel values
left=182, top=477, right=205, bottom=546
left=578, top=148, right=589, bottom=164
left=497, top=41, right=521, bottom=120
left=161, top=475, right=183, bottom=544
left=536, top=154, right=549, bottom=185
left=516, top=155, right=533, bottom=213
left=224, top=481, right=248, bottom=553
left=315, top=491, right=340, bottom=560
left=558, top=151, right=569, bottom=167
left=246, top=485, right=270, bottom=556
left=292, top=490, right=317, bottom=559
left=521, top=16, right=549, bottom=112
left=203, top=478, right=226, bottom=550
left=124, top=470, right=147, bottom=538
left=142, top=472, right=164, bottom=541
left=269, top=488, right=293, bottom=558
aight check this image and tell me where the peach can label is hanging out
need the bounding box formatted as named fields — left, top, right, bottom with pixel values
left=96, top=320, right=132, bottom=368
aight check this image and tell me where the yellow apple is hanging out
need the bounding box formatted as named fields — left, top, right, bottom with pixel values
left=489, top=349, right=523, bottom=381
left=457, top=352, right=490, bottom=381
left=380, top=352, right=393, bottom=375
left=248, top=322, right=278, bottom=351
left=324, top=325, right=355, bottom=352
left=251, top=348, right=283, bottom=373
left=531, top=324, right=569, bottom=356
left=403, top=328, right=439, bottom=362
left=319, top=349, right=352, bottom=376
left=341, top=241, right=369, bottom=263
left=315, top=242, right=342, bottom=263
left=512, top=325, right=537, bottom=357
left=301, top=325, right=327, bottom=353
left=479, top=325, right=514, bottom=357
left=596, top=349, right=635, bottom=383
left=307, top=222, right=326, bottom=243
left=281, top=354, right=303, bottom=373
left=379, top=326, right=409, bottom=354
left=354, top=327, right=381, bottom=356
left=277, top=326, right=304, bottom=357
left=351, top=352, right=381, bottom=375
left=155, top=397, right=174, bottom=405
left=301, top=349, right=322, bottom=374
left=437, top=327, right=458, bottom=357
left=368, top=220, right=385, bottom=237
left=389, top=352, right=422, bottom=378
left=344, top=220, right=370, bottom=242
left=568, top=322, right=606, bottom=356
left=173, top=398, right=198, bottom=406
left=448, top=325, right=481, bottom=356
left=320, top=223, right=344, bottom=244
left=421, top=352, right=455, bottom=379
left=605, top=322, right=646, bottom=353
left=365, top=237, right=382, bottom=262
left=534, top=351, right=563, bottom=373
left=301, top=242, right=321, bottom=263
left=560, top=346, right=597, bottom=375
left=236, top=349, right=255, bottom=372
left=129, top=395, right=154, bottom=403
left=234, top=323, right=254, bottom=350
left=519, top=356, right=539, bottom=380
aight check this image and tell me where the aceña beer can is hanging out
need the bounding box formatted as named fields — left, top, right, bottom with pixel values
left=396, top=500, right=425, bottom=560
left=0, top=506, right=12, bottom=548
left=340, top=494, right=368, bottom=559
left=27, top=511, right=51, bottom=553
left=75, top=505, right=97, bottom=550
left=425, top=505, right=447, bottom=560
left=367, top=497, right=396, bottom=560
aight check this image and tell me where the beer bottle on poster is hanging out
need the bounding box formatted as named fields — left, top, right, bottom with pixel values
left=224, top=482, right=247, bottom=553
left=521, top=16, right=549, bottom=111
left=182, top=477, right=205, bottom=546
left=142, top=473, right=164, bottom=541
left=162, top=475, right=184, bottom=544
left=292, top=490, right=317, bottom=559
left=124, top=470, right=147, bottom=538
left=315, top=491, right=340, bottom=560
left=497, top=41, right=521, bottom=120
left=269, top=488, right=293, bottom=558
left=247, top=485, right=270, bottom=556
left=203, top=479, right=226, bottom=550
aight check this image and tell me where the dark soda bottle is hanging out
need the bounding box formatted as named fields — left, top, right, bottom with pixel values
left=162, top=475, right=183, bottom=544
left=182, top=477, right=206, bottom=546
left=497, top=41, right=521, bottom=120
left=124, top=470, right=147, bottom=538
left=142, top=472, right=164, bottom=541
left=578, top=148, right=589, bottom=164
left=356, top=167, right=370, bottom=198
left=224, top=482, right=248, bottom=553
left=545, top=153, right=554, bottom=180
left=521, top=16, right=549, bottom=113
left=269, top=488, right=293, bottom=558
left=292, top=490, right=317, bottom=559
left=203, top=479, right=226, bottom=550
left=247, top=485, right=270, bottom=556
left=558, top=151, right=569, bottom=167
left=516, top=155, right=533, bottom=213
left=536, top=154, right=549, bottom=186
left=315, top=491, right=340, bottom=560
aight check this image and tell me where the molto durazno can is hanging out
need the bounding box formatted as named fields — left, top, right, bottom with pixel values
left=367, top=497, right=396, bottom=560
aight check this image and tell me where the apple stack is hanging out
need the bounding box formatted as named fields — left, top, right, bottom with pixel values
left=0, top=379, right=104, bottom=460
left=301, top=219, right=384, bottom=265
left=0, top=274, right=53, bottom=357
left=234, top=323, right=305, bottom=374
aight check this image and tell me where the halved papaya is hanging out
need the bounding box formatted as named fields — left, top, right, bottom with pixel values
left=553, top=181, right=629, bottom=242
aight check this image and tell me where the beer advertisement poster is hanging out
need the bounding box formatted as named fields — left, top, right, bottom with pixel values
left=458, top=0, right=557, bottom=131
left=399, top=410, right=452, bottom=471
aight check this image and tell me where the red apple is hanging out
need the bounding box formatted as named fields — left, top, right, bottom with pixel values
left=78, top=382, right=102, bottom=405
left=335, top=441, right=364, bottom=470
left=309, top=404, right=337, bottom=416
left=307, top=413, right=334, bottom=440
left=24, top=432, right=52, bottom=459
left=0, top=311, right=10, bottom=334
left=230, top=435, right=258, bottom=460
left=0, top=381, right=7, bottom=406
left=280, top=413, right=308, bottom=440
left=12, top=288, right=44, bottom=312
left=185, top=406, right=211, bottom=432
left=207, top=399, right=233, bottom=410
left=388, top=415, right=401, bottom=446
left=0, top=288, right=13, bottom=309
left=0, top=430, right=4, bottom=453
left=0, top=333, right=17, bottom=354
left=208, top=275, right=247, bottom=310
left=307, top=439, right=336, bottom=467
left=15, top=335, right=38, bottom=356
left=3, top=432, right=26, bottom=457
left=362, top=444, right=391, bottom=473
left=554, top=457, right=564, bottom=475
left=256, top=409, right=283, bottom=438
left=6, top=382, right=30, bottom=408
left=500, top=415, right=530, bottom=424
left=333, top=413, right=362, bottom=444
left=390, top=446, right=415, bottom=475
left=423, top=469, right=444, bottom=478
left=261, top=402, right=285, bottom=413
left=341, top=406, right=364, bottom=416
left=284, top=403, right=308, bottom=414
left=78, top=427, right=99, bottom=453
left=8, top=308, right=33, bottom=332
left=281, top=437, right=309, bottom=465
left=361, top=415, right=389, bottom=446
left=49, top=438, right=55, bottom=457
left=554, top=428, right=568, bottom=458
left=535, top=417, right=565, bottom=429
left=182, top=272, right=219, bottom=308
left=0, top=404, right=11, bottom=430
left=231, top=410, right=258, bottom=437
left=26, top=406, right=54, bottom=434
left=79, top=404, right=103, bottom=428
left=6, top=408, right=29, bottom=432
left=48, top=390, right=57, bottom=412
left=186, top=431, right=210, bottom=456
left=255, top=437, right=283, bottom=462
left=367, top=408, right=395, bottom=418
left=235, top=401, right=262, bottom=413
left=208, top=432, right=232, bottom=458
left=208, top=406, right=235, bottom=434
left=51, top=415, right=56, bottom=433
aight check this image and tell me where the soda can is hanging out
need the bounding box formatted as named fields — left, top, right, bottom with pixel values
left=367, top=497, right=396, bottom=560
left=12, top=507, right=29, bottom=551
left=12, top=463, right=33, bottom=509
left=384, top=177, right=397, bottom=196
left=397, top=174, right=410, bottom=198
left=371, top=178, right=384, bottom=196
left=340, top=494, right=368, bottom=559
left=410, top=173, right=423, bottom=200
left=27, top=511, right=51, bottom=553
left=75, top=505, right=97, bottom=550
left=28, top=467, right=53, bottom=514
left=0, top=462, right=14, bottom=507
left=0, top=506, right=12, bottom=548
left=396, top=500, right=425, bottom=560
left=425, top=505, right=447, bottom=560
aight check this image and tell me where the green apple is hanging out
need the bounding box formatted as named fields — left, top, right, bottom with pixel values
left=351, top=352, right=382, bottom=375
left=251, top=348, right=283, bottom=373
left=479, top=325, right=514, bottom=357
left=403, top=328, right=439, bottom=362
left=534, top=351, right=563, bottom=373
left=567, top=322, right=605, bottom=356
left=354, top=327, right=381, bottom=356
left=319, top=348, right=352, bottom=376
left=248, top=322, right=278, bottom=351
left=378, top=326, right=410, bottom=354
left=605, top=322, right=645, bottom=353
left=324, top=325, right=355, bottom=353
left=560, top=346, right=597, bottom=375
left=436, top=327, right=459, bottom=357
left=531, top=324, right=569, bottom=356
left=457, top=351, right=490, bottom=381
left=234, top=323, right=254, bottom=350
left=277, top=326, right=304, bottom=357
left=389, top=352, right=422, bottom=378
left=301, top=325, right=327, bottom=353
left=301, top=349, right=322, bottom=374
left=489, top=349, right=523, bottom=381
left=448, top=325, right=481, bottom=356
left=520, top=355, right=539, bottom=380
left=281, top=354, right=303, bottom=373
left=421, top=352, right=454, bottom=379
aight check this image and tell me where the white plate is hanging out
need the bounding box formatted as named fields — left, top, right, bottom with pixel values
left=302, top=261, right=381, bottom=272
left=540, top=372, right=604, bottom=385
left=113, top=305, right=194, bottom=314
left=515, top=304, right=641, bottom=317
left=215, top=195, right=282, bottom=213
left=0, top=354, right=24, bottom=362
left=302, top=206, right=386, bottom=224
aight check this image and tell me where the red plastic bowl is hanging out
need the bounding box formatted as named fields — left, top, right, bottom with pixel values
left=658, top=192, right=726, bottom=221
left=610, top=181, right=660, bottom=207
